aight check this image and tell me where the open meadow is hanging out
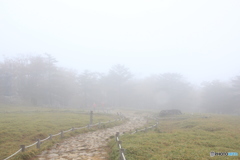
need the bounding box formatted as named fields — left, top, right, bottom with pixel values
left=109, top=113, right=240, bottom=160
left=0, top=105, right=121, bottom=160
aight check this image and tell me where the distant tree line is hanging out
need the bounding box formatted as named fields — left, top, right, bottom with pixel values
left=0, top=54, right=239, bottom=114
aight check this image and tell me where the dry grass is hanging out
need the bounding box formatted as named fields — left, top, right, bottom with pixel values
left=0, top=105, right=121, bottom=160
left=109, top=113, right=240, bottom=160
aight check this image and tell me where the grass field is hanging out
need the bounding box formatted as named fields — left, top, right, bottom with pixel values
left=109, top=114, right=240, bottom=160
left=0, top=105, right=122, bottom=160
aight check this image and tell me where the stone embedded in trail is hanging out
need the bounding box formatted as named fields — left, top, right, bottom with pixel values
left=68, top=153, right=78, bottom=158
left=48, top=149, right=58, bottom=153
left=47, top=153, right=58, bottom=158
left=78, top=147, right=87, bottom=150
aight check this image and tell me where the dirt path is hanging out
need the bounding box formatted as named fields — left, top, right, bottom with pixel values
left=36, top=114, right=146, bottom=160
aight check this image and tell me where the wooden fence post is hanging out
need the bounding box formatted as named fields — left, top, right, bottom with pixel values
left=117, top=140, right=122, bottom=146
left=90, top=110, right=93, bottom=125
left=36, top=139, right=40, bottom=149
left=20, top=145, right=25, bottom=152
left=119, top=148, right=125, bottom=160
left=61, top=131, right=64, bottom=138
left=116, top=132, right=119, bottom=141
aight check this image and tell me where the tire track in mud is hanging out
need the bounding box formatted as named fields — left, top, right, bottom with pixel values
left=36, top=114, right=146, bottom=160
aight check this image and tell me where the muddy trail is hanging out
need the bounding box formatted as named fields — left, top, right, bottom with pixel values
left=36, top=113, right=146, bottom=160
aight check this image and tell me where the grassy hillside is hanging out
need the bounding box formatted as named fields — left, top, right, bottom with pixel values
left=0, top=105, right=121, bottom=160
left=109, top=114, right=240, bottom=160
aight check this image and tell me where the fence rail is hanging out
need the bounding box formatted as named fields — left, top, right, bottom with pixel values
left=3, top=111, right=125, bottom=160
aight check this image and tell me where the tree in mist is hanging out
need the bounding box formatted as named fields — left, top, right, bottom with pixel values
left=53, top=68, right=78, bottom=107
left=104, top=64, right=132, bottom=107
left=0, top=56, right=30, bottom=103
left=0, top=59, right=14, bottom=97
left=231, top=76, right=240, bottom=113
left=154, top=73, right=193, bottom=111
left=232, top=76, right=240, bottom=95
left=131, top=77, right=157, bottom=109
left=1, top=54, right=239, bottom=115
left=200, top=80, right=234, bottom=113
left=77, top=70, right=101, bottom=108
left=0, top=54, right=78, bottom=107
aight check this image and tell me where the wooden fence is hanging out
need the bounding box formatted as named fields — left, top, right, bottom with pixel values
left=3, top=111, right=125, bottom=160
left=115, top=118, right=159, bottom=160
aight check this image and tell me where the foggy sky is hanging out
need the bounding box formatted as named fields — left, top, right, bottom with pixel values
left=0, top=0, right=240, bottom=85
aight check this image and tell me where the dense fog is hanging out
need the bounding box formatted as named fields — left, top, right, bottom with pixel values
left=1, top=54, right=239, bottom=115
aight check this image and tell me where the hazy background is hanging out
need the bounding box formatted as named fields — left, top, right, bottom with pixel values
left=1, top=0, right=240, bottom=85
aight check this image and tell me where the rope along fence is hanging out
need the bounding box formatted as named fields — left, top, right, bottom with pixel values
left=115, top=119, right=159, bottom=160
left=3, top=111, right=126, bottom=160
